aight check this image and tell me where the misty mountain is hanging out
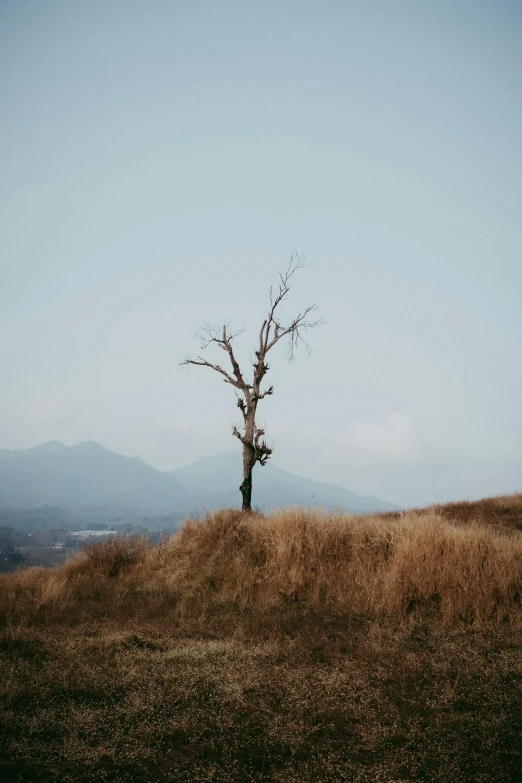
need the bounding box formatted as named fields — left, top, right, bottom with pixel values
left=0, top=442, right=397, bottom=518
left=172, top=452, right=397, bottom=513
left=0, top=441, right=195, bottom=514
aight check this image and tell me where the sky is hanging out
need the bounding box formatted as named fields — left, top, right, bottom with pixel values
left=1, top=0, right=521, bottom=506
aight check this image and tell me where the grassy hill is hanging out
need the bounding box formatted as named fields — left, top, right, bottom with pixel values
left=1, top=495, right=521, bottom=782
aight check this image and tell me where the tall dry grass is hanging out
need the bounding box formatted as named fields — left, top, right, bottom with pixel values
left=1, top=503, right=521, bottom=629
left=383, top=492, right=522, bottom=530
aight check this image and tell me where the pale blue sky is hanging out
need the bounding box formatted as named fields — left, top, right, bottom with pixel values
left=1, top=0, right=521, bottom=504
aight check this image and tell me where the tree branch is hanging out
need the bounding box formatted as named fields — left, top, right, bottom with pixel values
left=232, top=424, right=249, bottom=445
left=221, top=325, right=251, bottom=395
left=259, top=251, right=323, bottom=361
left=256, top=385, right=274, bottom=400
left=185, top=322, right=252, bottom=396
left=196, top=322, right=245, bottom=349
left=236, top=394, right=248, bottom=419
left=253, top=425, right=273, bottom=466
left=180, top=357, right=238, bottom=388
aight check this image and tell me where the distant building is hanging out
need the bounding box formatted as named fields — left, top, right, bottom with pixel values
left=70, top=530, right=116, bottom=541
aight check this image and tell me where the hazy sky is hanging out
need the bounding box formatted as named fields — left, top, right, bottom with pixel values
left=1, top=0, right=521, bottom=505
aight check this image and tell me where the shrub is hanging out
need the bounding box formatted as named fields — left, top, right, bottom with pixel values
left=78, top=534, right=150, bottom=578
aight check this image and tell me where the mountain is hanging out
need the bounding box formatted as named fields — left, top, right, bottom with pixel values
left=0, top=442, right=397, bottom=517
left=172, top=452, right=397, bottom=513
left=0, top=441, right=195, bottom=514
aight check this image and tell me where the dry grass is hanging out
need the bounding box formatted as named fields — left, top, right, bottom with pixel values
left=383, top=493, right=522, bottom=531
left=1, top=502, right=521, bottom=628
left=1, top=619, right=520, bottom=782
left=0, top=497, right=521, bottom=781
left=150, top=506, right=522, bottom=625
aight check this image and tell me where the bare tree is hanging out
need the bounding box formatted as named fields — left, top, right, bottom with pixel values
left=181, top=251, right=322, bottom=511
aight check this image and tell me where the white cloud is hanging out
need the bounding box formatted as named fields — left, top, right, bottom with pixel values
left=342, top=412, right=419, bottom=462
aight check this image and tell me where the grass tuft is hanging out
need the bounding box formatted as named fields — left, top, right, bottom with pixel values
left=73, top=534, right=150, bottom=578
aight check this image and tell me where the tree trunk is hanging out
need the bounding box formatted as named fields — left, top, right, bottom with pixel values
left=240, top=442, right=255, bottom=511
left=239, top=470, right=253, bottom=511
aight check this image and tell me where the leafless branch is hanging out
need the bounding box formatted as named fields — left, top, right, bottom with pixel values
left=180, top=356, right=239, bottom=388
left=196, top=322, right=245, bottom=350
left=183, top=322, right=252, bottom=396
left=236, top=393, right=247, bottom=419
left=255, top=252, right=323, bottom=362
left=232, top=424, right=248, bottom=444
left=256, top=385, right=274, bottom=400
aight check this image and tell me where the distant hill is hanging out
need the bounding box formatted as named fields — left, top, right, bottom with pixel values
left=0, top=441, right=195, bottom=515
left=0, top=442, right=397, bottom=519
left=172, top=452, right=397, bottom=513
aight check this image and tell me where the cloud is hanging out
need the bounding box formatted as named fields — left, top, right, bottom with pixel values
left=342, top=412, right=419, bottom=462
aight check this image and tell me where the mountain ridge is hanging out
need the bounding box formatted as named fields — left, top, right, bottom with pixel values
left=172, top=451, right=396, bottom=513
left=0, top=441, right=398, bottom=515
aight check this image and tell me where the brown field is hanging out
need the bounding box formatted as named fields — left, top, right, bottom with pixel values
left=1, top=495, right=521, bottom=782
left=15, top=546, right=70, bottom=570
